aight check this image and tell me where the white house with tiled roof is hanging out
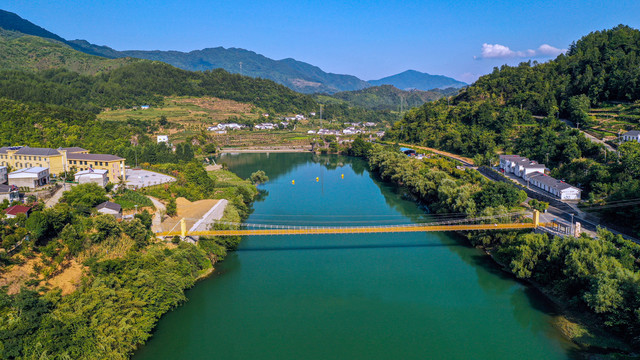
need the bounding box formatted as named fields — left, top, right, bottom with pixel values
left=622, top=130, right=640, bottom=143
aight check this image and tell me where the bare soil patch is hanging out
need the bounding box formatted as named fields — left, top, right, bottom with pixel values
left=160, top=197, right=220, bottom=232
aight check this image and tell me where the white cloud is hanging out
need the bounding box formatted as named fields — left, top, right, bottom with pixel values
left=536, top=44, right=565, bottom=57
left=477, top=43, right=567, bottom=59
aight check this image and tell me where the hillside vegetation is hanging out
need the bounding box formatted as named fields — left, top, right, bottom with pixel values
left=327, top=85, right=458, bottom=111
left=0, top=32, right=138, bottom=75
left=387, top=25, right=640, bottom=235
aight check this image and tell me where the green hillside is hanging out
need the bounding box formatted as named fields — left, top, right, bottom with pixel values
left=0, top=32, right=138, bottom=74
left=327, top=85, right=458, bottom=111
left=387, top=25, right=640, bottom=233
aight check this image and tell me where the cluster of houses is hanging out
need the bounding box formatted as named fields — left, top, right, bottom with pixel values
left=207, top=123, right=245, bottom=134
left=0, top=146, right=125, bottom=197
left=499, top=155, right=581, bottom=200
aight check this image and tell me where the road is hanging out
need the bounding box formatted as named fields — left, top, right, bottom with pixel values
left=399, top=141, right=638, bottom=242
left=147, top=196, right=166, bottom=233
left=533, top=116, right=616, bottom=152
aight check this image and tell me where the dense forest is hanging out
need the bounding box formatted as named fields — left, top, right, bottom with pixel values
left=0, top=163, right=256, bottom=359
left=386, top=25, right=640, bottom=234
left=0, top=62, right=317, bottom=114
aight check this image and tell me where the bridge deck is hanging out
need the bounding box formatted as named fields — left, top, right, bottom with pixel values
left=156, top=222, right=540, bottom=237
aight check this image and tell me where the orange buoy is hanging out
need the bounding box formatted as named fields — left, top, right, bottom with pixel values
left=292, top=180, right=295, bottom=185
left=316, top=177, right=319, bottom=182
left=341, top=174, right=344, bottom=179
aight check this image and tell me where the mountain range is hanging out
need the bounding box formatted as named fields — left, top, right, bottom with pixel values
left=0, top=9, right=466, bottom=94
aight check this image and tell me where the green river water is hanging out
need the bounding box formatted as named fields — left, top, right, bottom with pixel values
left=134, top=153, right=580, bottom=360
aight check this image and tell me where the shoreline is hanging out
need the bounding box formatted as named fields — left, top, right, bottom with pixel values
left=220, top=146, right=311, bottom=153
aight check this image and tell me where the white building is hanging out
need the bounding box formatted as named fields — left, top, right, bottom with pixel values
left=0, top=184, right=19, bottom=202
left=157, top=135, right=169, bottom=144
left=621, top=130, right=640, bottom=143
left=364, top=122, right=376, bottom=127
left=8, top=167, right=50, bottom=189
left=75, top=169, right=109, bottom=187
left=527, top=172, right=582, bottom=200
left=307, top=130, right=317, bottom=134
left=255, top=123, right=276, bottom=130
left=0, top=166, right=6, bottom=184
left=95, top=201, right=122, bottom=219
left=210, top=123, right=243, bottom=131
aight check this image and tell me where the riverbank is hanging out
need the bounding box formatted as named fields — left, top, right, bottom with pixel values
left=221, top=145, right=311, bottom=153
left=365, top=144, right=639, bottom=356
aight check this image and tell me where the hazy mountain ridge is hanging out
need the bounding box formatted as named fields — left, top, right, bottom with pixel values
left=0, top=9, right=465, bottom=94
left=369, top=70, right=467, bottom=90
left=327, top=85, right=459, bottom=110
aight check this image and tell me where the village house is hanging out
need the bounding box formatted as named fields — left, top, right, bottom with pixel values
left=0, top=166, right=6, bottom=184
left=75, top=169, right=109, bottom=187
left=8, top=167, right=50, bottom=190
left=95, top=201, right=123, bottom=219
left=0, top=184, right=19, bottom=202
left=157, top=135, right=169, bottom=144
left=621, top=130, right=640, bottom=143
left=526, top=172, right=582, bottom=200
left=499, top=154, right=581, bottom=200
left=3, top=204, right=31, bottom=219
left=255, top=123, right=276, bottom=130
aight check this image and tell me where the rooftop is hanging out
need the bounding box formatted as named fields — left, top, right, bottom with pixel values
left=4, top=205, right=31, bottom=216
left=10, top=167, right=49, bottom=174
left=528, top=172, right=581, bottom=192
left=95, top=201, right=122, bottom=212
left=15, top=147, right=60, bottom=156
left=76, top=169, right=108, bottom=176
left=0, top=184, right=18, bottom=193
left=59, top=147, right=88, bottom=153
left=623, top=130, right=640, bottom=136
left=67, top=153, right=124, bottom=161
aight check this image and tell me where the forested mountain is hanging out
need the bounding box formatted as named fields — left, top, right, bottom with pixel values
left=324, top=85, right=459, bottom=111
left=0, top=30, right=138, bottom=74
left=368, top=70, right=467, bottom=91
left=0, top=62, right=316, bottom=114
left=0, top=9, right=461, bottom=95
left=387, top=24, right=640, bottom=234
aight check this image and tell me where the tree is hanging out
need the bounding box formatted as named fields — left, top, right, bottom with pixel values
left=60, top=183, right=108, bottom=208
left=166, top=198, right=177, bottom=216
left=566, top=94, right=593, bottom=128
left=619, top=141, right=640, bottom=178
left=249, top=170, right=269, bottom=185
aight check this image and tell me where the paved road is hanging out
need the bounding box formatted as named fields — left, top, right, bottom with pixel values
left=45, top=183, right=74, bottom=208
left=533, top=116, right=616, bottom=152
left=147, top=196, right=166, bottom=233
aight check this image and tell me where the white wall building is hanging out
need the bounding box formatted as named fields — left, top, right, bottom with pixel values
left=157, top=135, right=169, bottom=144
left=621, top=130, right=640, bottom=143
left=527, top=172, right=582, bottom=200
left=8, top=167, right=50, bottom=189
left=0, top=166, right=7, bottom=184
left=75, top=169, right=109, bottom=187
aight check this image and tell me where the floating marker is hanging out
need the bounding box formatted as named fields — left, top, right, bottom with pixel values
left=316, top=177, right=319, bottom=182
left=341, top=174, right=344, bottom=179
left=292, top=180, right=295, bottom=185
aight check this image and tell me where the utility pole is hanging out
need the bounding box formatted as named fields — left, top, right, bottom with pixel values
left=570, top=213, right=574, bottom=236
left=239, top=62, right=243, bottom=75
left=545, top=152, right=549, bottom=165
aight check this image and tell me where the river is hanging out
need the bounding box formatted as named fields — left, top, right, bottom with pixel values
left=134, top=153, right=580, bottom=360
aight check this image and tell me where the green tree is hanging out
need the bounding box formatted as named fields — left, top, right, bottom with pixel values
left=60, top=183, right=108, bottom=209
left=249, top=170, right=269, bottom=185
left=166, top=197, right=177, bottom=217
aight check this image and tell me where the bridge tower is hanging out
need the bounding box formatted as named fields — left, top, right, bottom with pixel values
left=533, top=210, right=540, bottom=227
left=181, top=218, right=187, bottom=238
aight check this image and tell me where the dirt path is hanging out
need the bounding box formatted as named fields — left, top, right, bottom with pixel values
left=399, top=143, right=475, bottom=166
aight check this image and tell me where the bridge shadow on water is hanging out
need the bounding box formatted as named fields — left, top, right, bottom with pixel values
left=236, top=241, right=459, bottom=252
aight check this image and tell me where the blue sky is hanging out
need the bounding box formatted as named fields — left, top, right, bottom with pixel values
left=4, top=0, right=640, bottom=83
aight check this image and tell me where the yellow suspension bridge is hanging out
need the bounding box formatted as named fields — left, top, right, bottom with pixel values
left=156, top=211, right=544, bottom=238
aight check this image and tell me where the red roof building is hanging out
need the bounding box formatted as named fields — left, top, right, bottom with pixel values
left=4, top=205, right=31, bottom=218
